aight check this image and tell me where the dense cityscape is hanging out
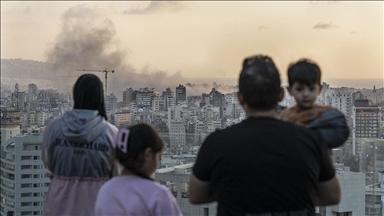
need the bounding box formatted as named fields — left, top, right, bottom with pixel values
left=1, top=58, right=384, bottom=215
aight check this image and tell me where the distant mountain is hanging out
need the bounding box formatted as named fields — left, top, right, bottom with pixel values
left=1, top=58, right=74, bottom=92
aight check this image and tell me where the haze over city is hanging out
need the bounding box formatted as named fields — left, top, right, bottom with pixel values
left=1, top=1, right=383, bottom=98
left=1, top=2, right=384, bottom=216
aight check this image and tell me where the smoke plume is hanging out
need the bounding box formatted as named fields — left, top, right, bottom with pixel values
left=44, top=5, right=233, bottom=99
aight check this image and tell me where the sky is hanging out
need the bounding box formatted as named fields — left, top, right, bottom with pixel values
left=1, top=1, right=383, bottom=92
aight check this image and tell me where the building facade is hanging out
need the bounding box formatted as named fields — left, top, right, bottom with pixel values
left=175, top=85, right=186, bottom=106
left=1, top=134, right=50, bottom=216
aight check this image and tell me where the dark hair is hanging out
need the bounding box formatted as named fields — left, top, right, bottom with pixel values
left=73, top=74, right=107, bottom=120
left=287, top=59, right=321, bottom=87
left=239, top=55, right=281, bottom=111
left=115, top=124, right=164, bottom=180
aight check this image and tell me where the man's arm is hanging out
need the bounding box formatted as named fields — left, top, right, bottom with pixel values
left=315, top=172, right=341, bottom=206
left=189, top=173, right=215, bottom=204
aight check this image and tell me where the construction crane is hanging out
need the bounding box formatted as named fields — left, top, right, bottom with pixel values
left=75, top=68, right=115, bottom=96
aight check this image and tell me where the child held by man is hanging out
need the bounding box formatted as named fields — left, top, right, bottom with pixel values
left=280, top=59, right=349, bottom=151
left=95, top=124, right=182, bottom=216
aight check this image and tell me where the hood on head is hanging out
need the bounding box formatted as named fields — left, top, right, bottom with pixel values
left=61, top=109, right=104, bottom=143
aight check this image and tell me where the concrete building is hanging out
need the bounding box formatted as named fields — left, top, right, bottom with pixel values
left=365, top=169, right=384, bottom=216
left=325, top=91, right=353, bottom=128
left=166, top=96, right=176, bottom=110
left=202, top=88, right=226, bottom=118
left=1, top=108, right=21, bottom=146
left=20, top=112, right=47, bottom=132
left=1, top=134, right=50, bottom=216
left=155, top=164, right=217, bottom=216
left=317, top=170, right=365, bottom=216
left=352, top=100, right=381, bottom=155
left=115, top=111, right=132, bottom=127
left=105, top=93, right=117, bottom=112
left=175, top=85, right=186, bottom=106
left=152, top=96, right=161, bottom=112
left=136, top=88, right=154, bottom=107
left=122, top=87, right=136, bottom=107
left=169, top=120, right=186, bottom=148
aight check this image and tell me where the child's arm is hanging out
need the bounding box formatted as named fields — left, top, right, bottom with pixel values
left=307, top=109, right=350, bottom=149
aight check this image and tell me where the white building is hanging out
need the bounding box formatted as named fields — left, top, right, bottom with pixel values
left=1, top=134, right=50, bottom=216
left=325, top=91, right=353, bottom=128
left=318, top=170, right=365, bottom=216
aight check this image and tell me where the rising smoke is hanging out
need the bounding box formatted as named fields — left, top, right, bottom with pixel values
left=45, top=5, right=236, bottom=99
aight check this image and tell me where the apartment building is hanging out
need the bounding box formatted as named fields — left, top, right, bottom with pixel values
left=1, top=134, right=50, bottom=216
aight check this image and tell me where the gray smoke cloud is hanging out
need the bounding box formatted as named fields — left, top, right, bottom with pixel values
left=44, top=5, right=231, bottom=100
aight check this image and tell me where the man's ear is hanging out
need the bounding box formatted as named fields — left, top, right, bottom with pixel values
left=237, top=91, right=245, bottom=106
left=279, top=87, right=285, bottom=102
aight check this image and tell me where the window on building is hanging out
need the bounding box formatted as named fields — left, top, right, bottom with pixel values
left=21, top=174, right=32, bottom=179
left=21, top=156, right=32, bottom=160
left=21, top=202, right=32, bottom=207
left=21, top=183, right=32, bottom=188
left=21, top=193, right=32, bottom=197
left=21, top=165, right=32, bottom=169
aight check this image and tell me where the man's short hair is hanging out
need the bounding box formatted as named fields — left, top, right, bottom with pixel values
left=239, top=55, right=281, bottom=111
left=287, top=59, right=321, bottom=87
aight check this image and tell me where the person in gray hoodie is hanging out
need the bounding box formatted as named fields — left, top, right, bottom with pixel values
left=42, top=74, right=118, bottom=216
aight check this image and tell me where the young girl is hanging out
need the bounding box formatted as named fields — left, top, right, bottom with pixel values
left=95, top=124, right=182, bottom=216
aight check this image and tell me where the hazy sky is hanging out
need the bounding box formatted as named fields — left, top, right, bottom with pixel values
left=1, top=1, right=383, bottom=84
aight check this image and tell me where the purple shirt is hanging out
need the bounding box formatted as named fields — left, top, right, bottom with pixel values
left=95, top=175, right=182, bottom=216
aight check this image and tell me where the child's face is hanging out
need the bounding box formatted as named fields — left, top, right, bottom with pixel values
left=288, top=82, right=322, bottom=109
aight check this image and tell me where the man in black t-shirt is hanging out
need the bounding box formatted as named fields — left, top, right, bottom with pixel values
left=189, top=55, right=341, bottom=216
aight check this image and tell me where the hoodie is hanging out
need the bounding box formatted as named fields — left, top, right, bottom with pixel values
left=42, top=109, right=118, bottom=216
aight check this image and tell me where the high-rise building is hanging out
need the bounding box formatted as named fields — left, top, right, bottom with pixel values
left=175, top=85, right=186, bottom=105
left=122, top=88, right=136, bottom=107
left=169, top=120, right=186, bottom=148
left=165, top=96, right=175, bottom=110
left=105, top=93, right=117, bottom=112
left=325, top=91, right=353, bottom=128
left=352, top=99, right=381, bottom=155
left=202, top=88, right=226, bottom=118
left=162, top=88, right=174, bottom=98
left=136, top=88, right=154, bottom=107
left=1, top=134, right=50, bottom=216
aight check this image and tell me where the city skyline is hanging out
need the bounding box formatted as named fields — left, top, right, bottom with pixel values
left=1, top=1, right=383, bottom=90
